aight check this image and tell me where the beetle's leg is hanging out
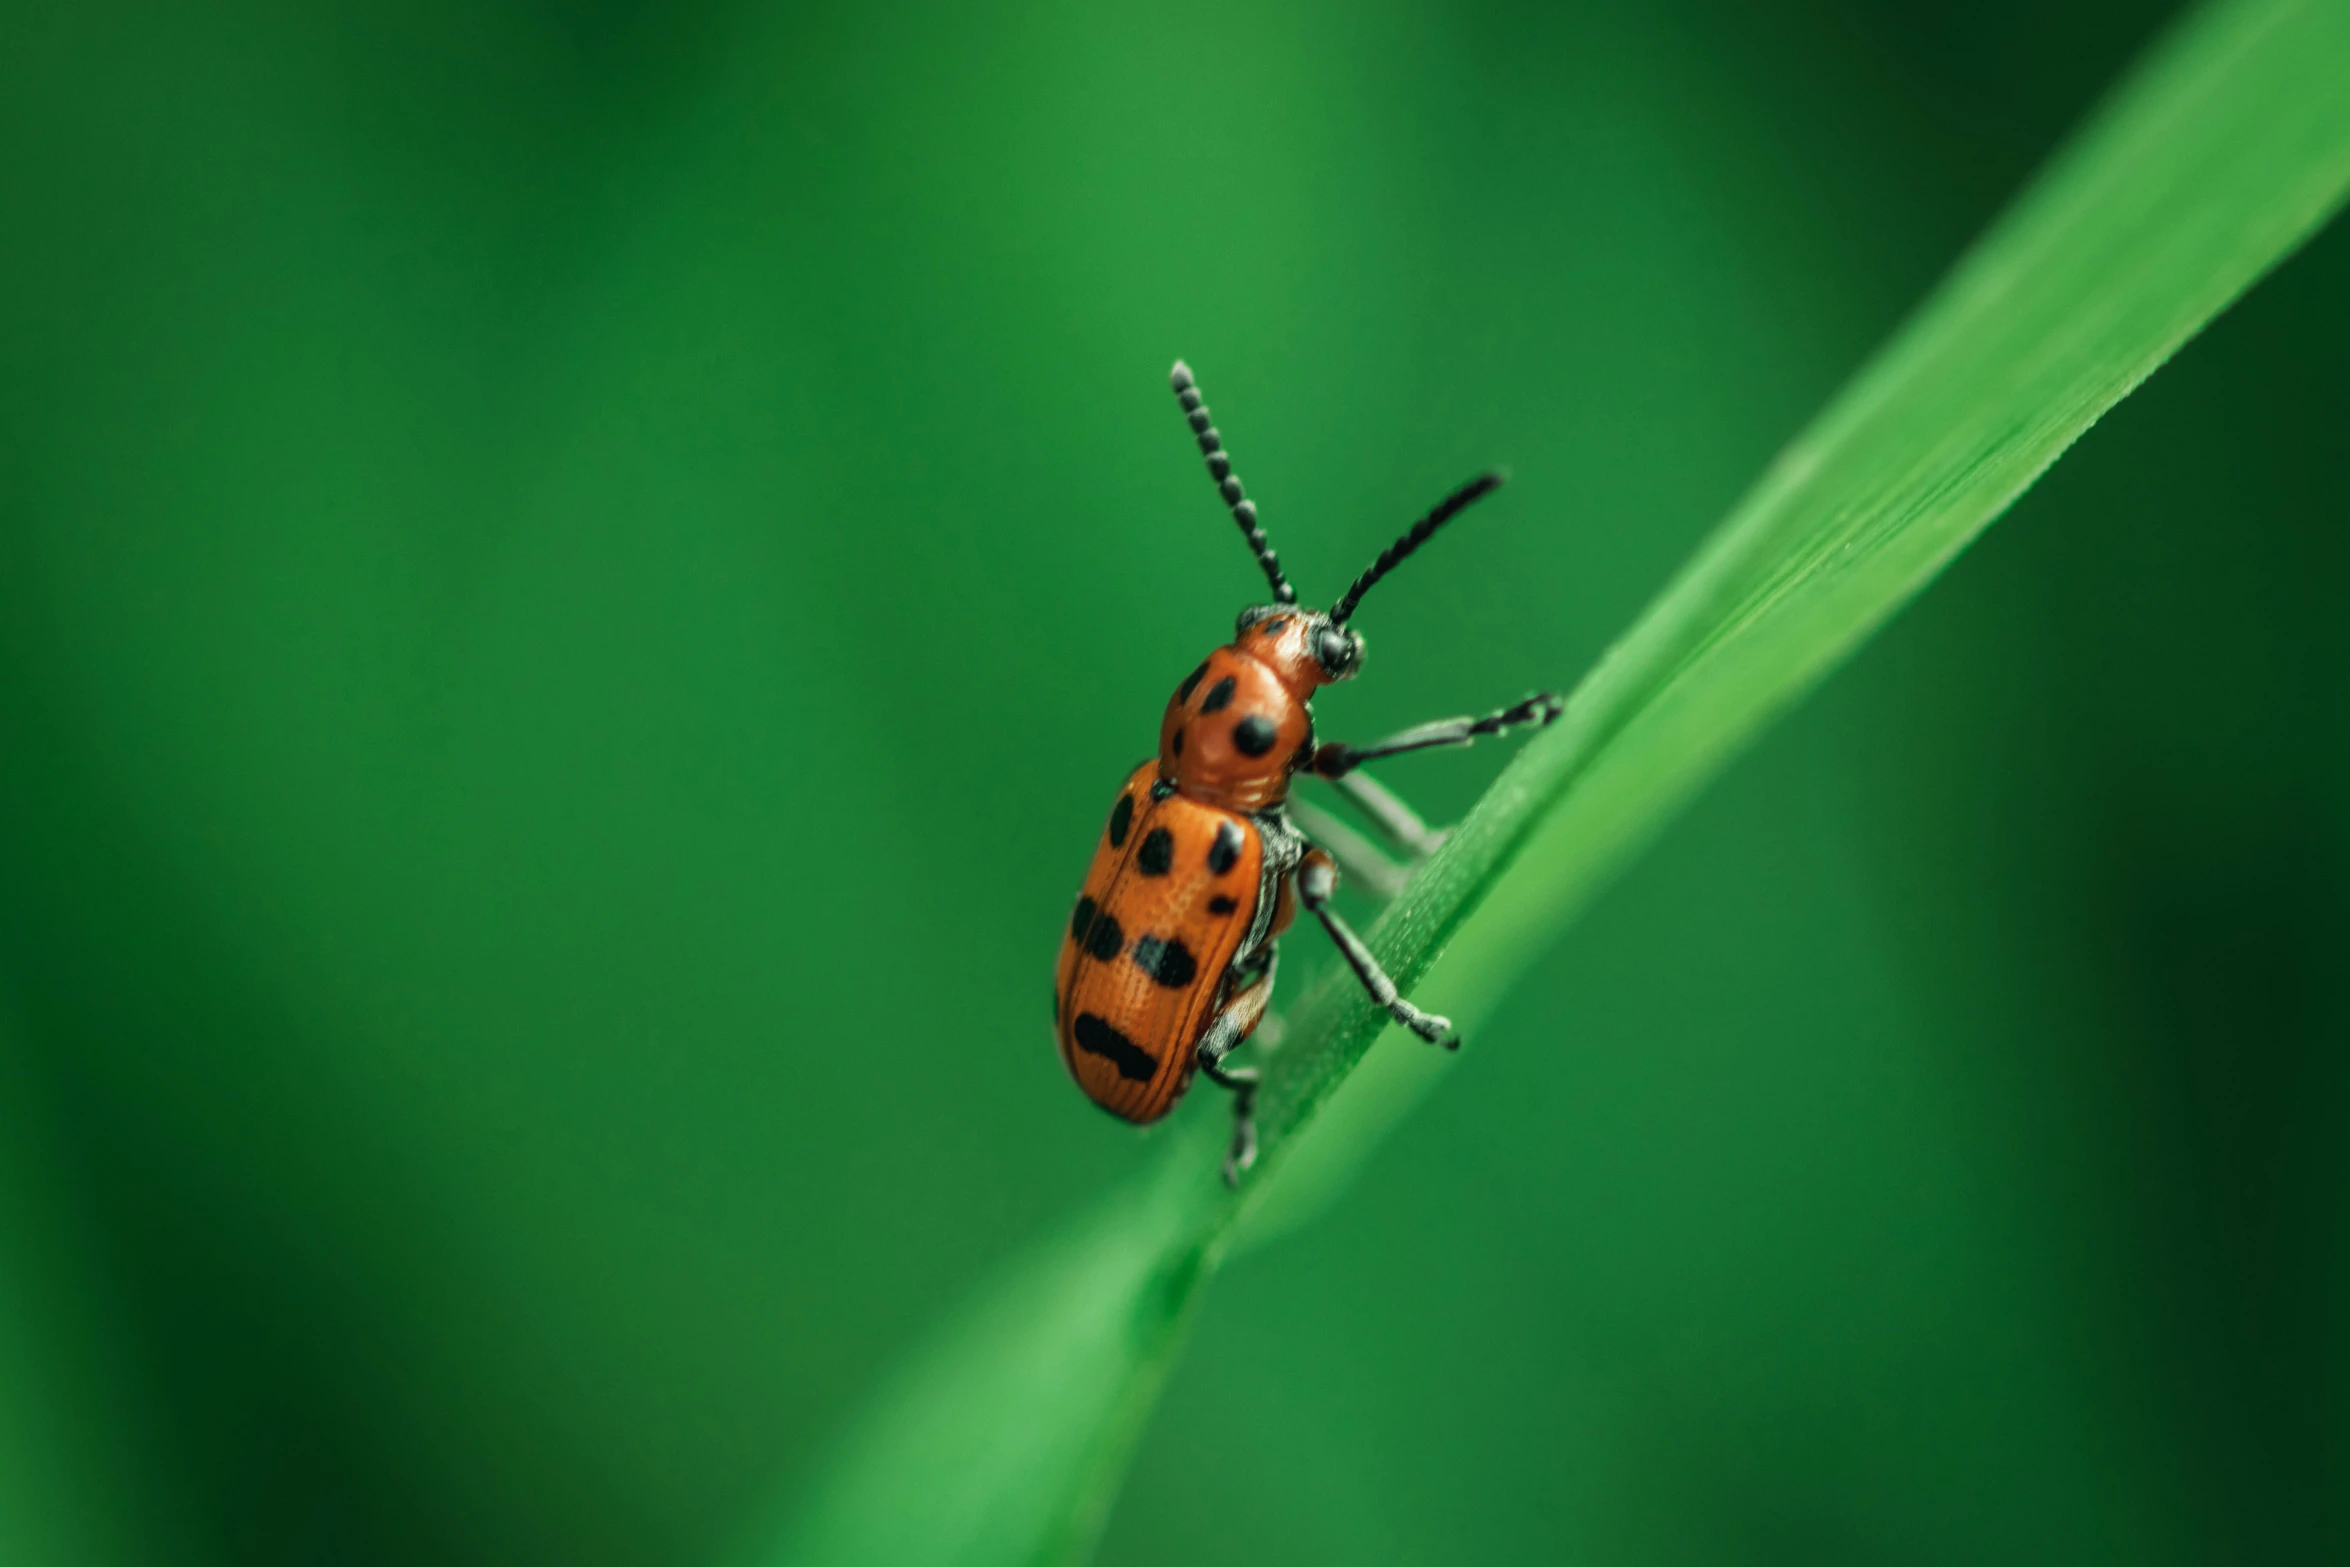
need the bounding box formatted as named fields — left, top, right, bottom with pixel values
left=1323, top=769, right=1447, bottom=861
left=1198, top=947, right=1279, bottom=1185
left=1294, top=849, right=1457, bottom=1050
left=1285, top=797, right=1409, bottom=899
left=1200, top=1056, right=1258, bottom=1186
left=1309, top=691, right=1565, bottom=779
left=1225, top=941, right=1277, bottom=1001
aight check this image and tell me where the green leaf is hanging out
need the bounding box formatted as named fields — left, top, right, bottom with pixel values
left=760, top=1, right=2350, bottom=1561
left=747, top=1156, right=1219, bottom=1567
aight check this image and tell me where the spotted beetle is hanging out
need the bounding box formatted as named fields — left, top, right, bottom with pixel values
left=1054, top=361, right=1563, bottom=1183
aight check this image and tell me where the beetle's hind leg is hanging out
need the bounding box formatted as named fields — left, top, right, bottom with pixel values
left=1198, top=947, right=1280, bottom=1186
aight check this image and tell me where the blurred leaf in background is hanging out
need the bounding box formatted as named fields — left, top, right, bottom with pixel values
left=1, top=2, right=2344, bottom=1566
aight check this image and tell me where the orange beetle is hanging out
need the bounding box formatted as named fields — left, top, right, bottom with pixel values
left=1054, top=361, right=1563, bottom=1181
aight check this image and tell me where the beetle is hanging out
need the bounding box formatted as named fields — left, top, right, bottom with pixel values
left=1054, top=360, right=1563, bottom=1183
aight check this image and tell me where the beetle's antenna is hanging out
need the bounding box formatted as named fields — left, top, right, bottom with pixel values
left=1171, top=360, right=1296, bottom=606
left=1328, top=471, right=1504, bottom=626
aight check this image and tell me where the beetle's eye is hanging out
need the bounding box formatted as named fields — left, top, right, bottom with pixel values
left=1315, top=627, right=1358, bottom=676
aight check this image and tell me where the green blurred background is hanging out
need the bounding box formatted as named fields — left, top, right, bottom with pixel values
left=3, top=0, right=2344, bottom=1562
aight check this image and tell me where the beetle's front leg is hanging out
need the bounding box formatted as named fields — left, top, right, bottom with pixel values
left=1294, top=849, right=1456, bottom=1049
left=1309, top=691, right=1565, bottom=778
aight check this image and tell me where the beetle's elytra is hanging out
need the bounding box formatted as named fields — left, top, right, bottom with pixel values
left=1054, top=361, right=1563, bottom=1183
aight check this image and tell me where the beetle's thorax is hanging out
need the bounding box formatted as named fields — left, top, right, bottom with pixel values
left=1156, top=611, right=1332, bottom=812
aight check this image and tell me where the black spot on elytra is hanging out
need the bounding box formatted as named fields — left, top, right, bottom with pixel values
left=1175, top=661, right=1209, bottom=703
left=1137, top=827, right=1174, bottom=876
left=1086, top=911, right=1126, bottom=961
left=1207, top=894, right=1239, bottom=915
left=1232, top=715, right=1278, bottom=756
left=1131, top=935, right=1198, bottom=989
left=1208, top=822, right=1244, bottom=874
left=1106, top=794, right=1134, bottom=848
left=1200, top=675, right=1236, bottom=713
left=1070, top=894, right=1098, bottom=945
left=1172, top=727, right=1185, bottom=757
left=1073, top=1012, right=1158, bottom=1082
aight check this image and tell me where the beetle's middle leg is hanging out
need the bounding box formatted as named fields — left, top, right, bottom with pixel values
left=1292, top=765, right=1451, bottom=900
left=1198, top=946, right=1278, bottom=1186
left=1294, top=848, right=1457, bottom=1050
left=1284, top=796, right=1409, bottom=899
left=1324, top=769, right=1448, bottom=860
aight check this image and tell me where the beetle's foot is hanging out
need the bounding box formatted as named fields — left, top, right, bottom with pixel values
left=1393, top=1000, right=1458, bottom=1051
left=1492, top=691, right=1566, bottom=735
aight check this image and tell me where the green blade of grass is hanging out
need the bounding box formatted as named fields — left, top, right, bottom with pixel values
left=762, top=1, right=2350, bottom=1561
left=750, top=1155, right=1217, bottom=1567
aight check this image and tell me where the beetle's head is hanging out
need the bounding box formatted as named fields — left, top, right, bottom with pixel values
left=1233, top=604, right=1362, bottom=692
